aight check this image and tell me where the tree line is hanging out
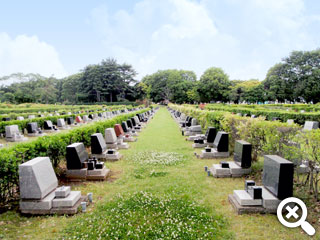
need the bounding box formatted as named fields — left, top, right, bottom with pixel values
left=1, top=49, right=319, bottom=104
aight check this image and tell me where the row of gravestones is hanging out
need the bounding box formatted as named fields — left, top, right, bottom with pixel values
left=1, top=108, right=133, bottom=122
left=2, top=108, right=142, bottom=143
left=235, top=113, right=319, bottom=130
left=169, top=108, right=294, bottom=214
left=17, top=109, right=156, bottom=215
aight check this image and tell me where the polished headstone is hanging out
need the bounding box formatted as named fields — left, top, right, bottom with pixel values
left=66, top=143, right=89, bottom=169
left=121, top=121, right=129, bottom=132
left=303, top=121, right=319, bottom=130
left=213, top=131, right=229, bottom=152
left=75, top=116, right=82, bottom=123
left=66, top=117, right=74, bottom=125
left=126, top=119, right=133, bottom=129
left=91, top=133, right=107, bottom=154
left=57, top=119, right=66, bottom=127
left=19, top=157, right=58, bottom=199
left=105, top=128, right=117, bottom=143
left=234, top=140, right=252, bottom=168
left=44, top=121, right=53, bottom=130
left=262, top=155, right=294, bottom=200
left=205, top=127, right=217, bottom=143
left=27, top=122, right=38, bottom=134
left=114, top=124, right=124, bottom=137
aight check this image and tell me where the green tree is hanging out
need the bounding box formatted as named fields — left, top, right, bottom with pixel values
left=198, top=67, right=231, bottom=102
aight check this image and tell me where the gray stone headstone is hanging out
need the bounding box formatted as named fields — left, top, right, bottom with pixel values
left=57, top=119, right=66, bottom=127
left=19, top=157, right=58, bottom=199
left=303, top=121, right=319, bottom=130
left=105, top=128, right=117, bottom=143
left=5, top=125, right=20, bottom=138
left=17, top=116, right=24, bottom=121
left=287, top=119, right=294, bottom=125
left=191, top=118, right=198, bottom=126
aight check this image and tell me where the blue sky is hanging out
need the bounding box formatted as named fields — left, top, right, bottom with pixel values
left=0, top=0, right=319, bottom=80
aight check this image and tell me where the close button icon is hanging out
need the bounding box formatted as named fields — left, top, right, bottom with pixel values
left=277, top=197, right=315, bottom=236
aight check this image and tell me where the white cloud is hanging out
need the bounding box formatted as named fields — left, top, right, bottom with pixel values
left=0, top=33, right=67, bottom=78
left=88, top=0, right=319, bottom=80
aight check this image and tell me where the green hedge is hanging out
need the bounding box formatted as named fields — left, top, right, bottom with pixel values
left=0, top=108, right=149, bottom=205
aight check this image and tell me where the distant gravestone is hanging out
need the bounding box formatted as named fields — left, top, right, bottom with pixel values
left=5, top=125, right=20, bottom=138
left=91, top=133, right=107, bottom=154
left=234, top=140, right=252, bottom=168
left=205, top=127, right=216, bottom=144
left=57, top=119, right=66, bottom=127
left=262, top=155, right=293, bottom=200
left=121, top=121, right=129, bottom=132
left=44, top=121, right=54, bottom=130
left=287, top=119, right=294, bottom=125
left=27, top=122, right=38, bottom=134
left=213, top=131, right=229, bottom=152
left=303, top=121, right=319, bottom=130
left=66, top=143, right=89, bottom=169
left=114, top=124, right=124, bottom=137
left=105, top=128, right=117, bottom=144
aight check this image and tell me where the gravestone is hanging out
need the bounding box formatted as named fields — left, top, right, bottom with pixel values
left=213, top=131, right=229, bottom=152
left=66, top=143, right=88, bottom=169
left=91, top=133, right=107, bottom=154
left=287, top=119, right=294, bottom=124
left=234, top=140, right=252, bottom=168
left=126, top=119, right=133, bottom=129
left=262, top=155, right=294, bottom=200
left=2, top=117, right=11, bottom=121
left=5, top=125, right=28, bottom=142
left=113, top=124, right=130, bottom=149
left=17, top=116, right=24, bottom=121
left=206, top=127, right=217, bottom=145
left=105, top=128, right=118, bottom=149
left=19, top=157, right=84, bottom=214
left=27, top=122, right=39, bottom=133
left=114, top=124, right=124, bottom=137
left=66, top=117, right=74, bottom=125
left=75, top=116, right=82, bottom=123
left=19, top=157, right=58, bottom=200
left=83, top=115, right=89, bottom=122
left=44, top=120, right=56, bottom=131
left=121, top=121, right=129, bottom=132
left=303, top=121, right=319, bottom=130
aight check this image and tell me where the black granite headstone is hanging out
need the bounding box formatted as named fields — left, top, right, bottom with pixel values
left=126, top=119, right=133, bottom=129
left=91, top=133, right=107, bottom=154
left=121, top=121, right=129, bottom=132
left=186, top=117, right=193, bottom=127
left=131, top=117, right=136, bottom=127
left=2, top=117, right=11, bottom=121
left=262, top=155, right=294, bottom=200
left=44, top=120, right=53, bottom=130
left=66, top=143, right=89, bottom=169
left=205, top=127, right=217, bottom=143
left=89, top=114, right=93, bottom=119
left=234, top=140, right=252, bottom=168
left=66, top=117, right=74, bottom=125
left=213, top=131, right=229, bottom=152
left=27, top=122, right=38, bottom=133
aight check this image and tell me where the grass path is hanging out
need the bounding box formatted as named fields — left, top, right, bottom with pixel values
left=0, top=107, right=315, bottom=239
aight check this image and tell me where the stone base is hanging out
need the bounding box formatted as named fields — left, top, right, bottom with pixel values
left=106, top=143, right=118, bottom=149
left=124, top=136, right=137, bottom=142
left=210, top=165, right=231, bottom=178
left=199, top=149, right=230, bottom=159
left=27, top=133, right=46, bottom=137
left=228, top=194, right=266, bottom=215
left=6, top=136, right=28, bottom=142
left=233, top=190, right=262, bottom=206
left=66, top=168, right=87, bottom=180
left=92, top=152, right=122, bottom=161
left=117, top=143, right=129, bottom=149
left=20, top=191, right=55, bottom=211
left=229, top=162, right=251, bottom=176
left=52, top=191, right=81, bottom=208
left=261, top=186, right=281, bottom=213
left=86, top=167, right=110, bottom=180
left=43, top=129, right=59, bottom=133
left=21, top=195, right=88, bottom=215
left=187, top=133, right=203, bottom=141
left=192, top=143, right=207, bottom=148
left=131, top=132, right=139, bottom=137
left=58, top=126, right=71, bottom=130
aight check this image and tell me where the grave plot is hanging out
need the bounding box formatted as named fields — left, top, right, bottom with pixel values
left=92, top=132, right=122, bottom=161
left=19, top=157, right=87, bottom=215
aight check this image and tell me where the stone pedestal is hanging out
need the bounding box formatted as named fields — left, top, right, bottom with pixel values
left=66, top=168, right=87, bottom=180
left=199, top=149, right=229, bottom=159
left=92, top=151, right=122, bottom=161
left=106, top=143, right=118, bottom=149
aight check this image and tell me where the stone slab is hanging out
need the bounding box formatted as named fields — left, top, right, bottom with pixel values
left=21, top=195, right=87, bottom=215
left=200, top=149, right=230, bottom=159
left=117, top=143, right=129, bottom=149
left=261, top=186, right=281, bottom=213
left=66, top=168, right=87, bottom=179
left=210, top=164, right=231, bottom=178
left=229, top=161, right=251, bottom=176
left=92, top=152, right=122, bottom=161
left=52, top=191, right=81, bottom=208
left=233, top=190, right=262, bottom=206
left=20, top=191, right=55, bottom=211
left=86, top=167, right=110, bottom=180
left=229, top=194, right=265, bottom=215
left=55, top=186, right=71, bottom=198
left=124, top=136, right=137, bottom=142
left=106, top=143, right=118, bottom=149
left=192, top=143, right=206, bottom=148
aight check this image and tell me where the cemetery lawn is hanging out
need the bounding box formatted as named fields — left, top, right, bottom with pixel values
left=0, top=107, right=316, bottom=239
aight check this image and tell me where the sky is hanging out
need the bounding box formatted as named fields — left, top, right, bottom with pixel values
left=0, top=0, right=319, bottom=81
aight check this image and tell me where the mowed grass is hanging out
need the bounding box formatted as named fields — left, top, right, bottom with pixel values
left=0, top=107, right=317, bottom=239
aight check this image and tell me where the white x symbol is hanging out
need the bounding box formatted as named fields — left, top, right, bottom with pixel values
left=286, top=205, right=299, bottom=219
